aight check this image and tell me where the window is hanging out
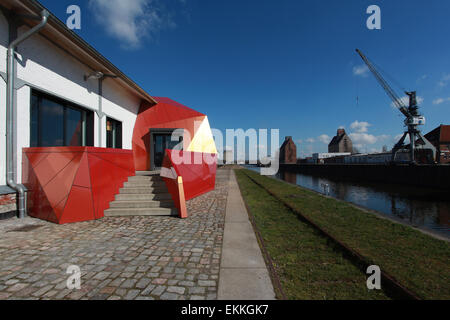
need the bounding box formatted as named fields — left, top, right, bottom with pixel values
left=30, top=91, right=94, bottom=147
left=106, top=118, right=122, bottom=149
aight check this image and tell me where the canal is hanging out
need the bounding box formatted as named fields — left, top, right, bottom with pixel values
left=245, top=166, right=450, bottom=238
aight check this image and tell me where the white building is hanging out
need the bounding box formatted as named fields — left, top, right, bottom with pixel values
left=0, top=0, right=156, bottom=214
left=312, top=152, right=351, bottom=164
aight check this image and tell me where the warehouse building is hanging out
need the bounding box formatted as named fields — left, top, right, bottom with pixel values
left=0, top=0, right=217, bottom=222
left=424, top=125, right=450, bottom=164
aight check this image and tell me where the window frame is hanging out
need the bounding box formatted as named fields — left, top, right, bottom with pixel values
left=106, top=117, right=123, bottom=149
left=30, top=90, right=94, bottom=148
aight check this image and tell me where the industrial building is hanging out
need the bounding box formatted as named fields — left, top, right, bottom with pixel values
left=0, top=0, right=217, bottom=222
left=328, top=128, right=353, bottom=153
left=424, top=125, right=450, bottom=164
left=279, top=136, right=297, bottom=164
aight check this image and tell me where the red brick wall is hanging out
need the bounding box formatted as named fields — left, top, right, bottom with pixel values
left=0, top=193, right=16, bottom=215
left=440, top=144, right=450, bottom=164
left=0, top=194, right=16, bottom=205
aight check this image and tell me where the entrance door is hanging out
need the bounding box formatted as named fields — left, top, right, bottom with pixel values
left=151, top=130, right=183, bottom=170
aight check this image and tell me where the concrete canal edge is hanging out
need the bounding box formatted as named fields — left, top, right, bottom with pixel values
left=218, top=170, right=276, bottom=300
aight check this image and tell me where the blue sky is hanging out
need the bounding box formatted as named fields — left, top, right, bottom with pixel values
left=40, top=0, right=450, bottom=157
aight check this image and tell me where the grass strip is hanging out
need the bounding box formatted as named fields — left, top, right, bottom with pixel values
left=235, top=169, right=390, bottom=300
left=237, top=169, right=450, bottom=300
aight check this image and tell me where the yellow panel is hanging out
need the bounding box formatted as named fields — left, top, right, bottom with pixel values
left=187, top=117, right=218, bottom=154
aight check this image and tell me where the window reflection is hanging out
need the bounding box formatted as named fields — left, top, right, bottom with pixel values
left=30, top=91, right=93, bottom=147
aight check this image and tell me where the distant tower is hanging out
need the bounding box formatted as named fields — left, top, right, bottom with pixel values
left=279, top=136, right=297, bottom=164
left=223, top=149, right=233, bottom=164
left=328, top=129, right=353, bottom=153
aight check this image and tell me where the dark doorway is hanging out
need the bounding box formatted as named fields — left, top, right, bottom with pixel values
left=150, top=129, right=183, bottom=170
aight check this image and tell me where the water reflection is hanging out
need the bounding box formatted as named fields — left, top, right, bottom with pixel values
left=252, top=166, right=450, bottom=238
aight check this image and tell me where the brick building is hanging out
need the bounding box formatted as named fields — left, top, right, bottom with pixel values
left=424, top=125, right=450, bottom=164
left=328, top=129, right=353, bottom=153
left=279, top=136, right=297, bottom=164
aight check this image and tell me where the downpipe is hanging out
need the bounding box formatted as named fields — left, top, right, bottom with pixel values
left=6, top=10, right=49, bottom=219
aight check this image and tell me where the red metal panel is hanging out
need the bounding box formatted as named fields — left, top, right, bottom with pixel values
left=131, top=98, right=206, bottom=171
left=87, top=151, right=134, bottom=219
left=72, top=153, right=91, bottom=188
left=60, top=186, right=95, bottom=224
left=163, top=149, right=217, bottom=203
left=22, top=147, right=134, bottom=224
left=42, top=153, right=81, bottom=210
left=33, top=152, right=76, bottom=187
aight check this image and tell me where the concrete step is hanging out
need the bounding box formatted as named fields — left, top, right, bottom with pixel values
left=128, top=175, right=163, bottom=182
left=119, top=186, right=168, bottom=194
left=123, top=180, right=165, bottom=188
left=115, top=193, right=173, bottom=201
left=104, top=207, right=178, bottom=217
left=135, top=171, right=160, bottom=176
left=109, top=200, right=174, bottom=208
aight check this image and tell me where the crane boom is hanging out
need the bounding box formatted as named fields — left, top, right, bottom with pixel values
left=354, top=49, right=437, bottom=163
left=355, top=49, right=411, bottom=117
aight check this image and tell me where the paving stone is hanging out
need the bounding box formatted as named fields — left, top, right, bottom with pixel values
left=0, top=169, right=231, bottom=301
left=136, top=278, right=151, bottom=289
left=32, top=285, right=53, bottom=297
left=167, top=286, right=185, bottom=295
left=125, top=289, right=140, bottom=300
left=198, top=280, right=216, bottom=287
left=7, top=283, right=28, bottom=292
left=189, top=287, right=206, bottom=295
left=120, top=279, right=137, bottom=289
left=150, top=285, right=166, bottom=297
left=160, top=292, right=179, bottom=300
left=179, top=281, right=195, bottom=287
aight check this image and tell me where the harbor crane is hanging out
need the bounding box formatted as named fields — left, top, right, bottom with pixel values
left=355, top=49, right=436, bottom=164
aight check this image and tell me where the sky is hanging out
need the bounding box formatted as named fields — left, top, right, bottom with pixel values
left=40, top=0, right=450, bottom=158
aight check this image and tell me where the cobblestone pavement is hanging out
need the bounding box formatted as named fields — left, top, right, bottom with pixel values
left=0, top=169, right=231, bottom=300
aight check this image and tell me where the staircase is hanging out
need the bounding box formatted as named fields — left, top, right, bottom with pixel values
left=104, top=171, right=178, bottom=217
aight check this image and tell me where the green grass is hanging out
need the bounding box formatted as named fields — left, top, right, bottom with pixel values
left=235, top=169, right=389, bottom=300
left=235, top=169, right=450, bottom=300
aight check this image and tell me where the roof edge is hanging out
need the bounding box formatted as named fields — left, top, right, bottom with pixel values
left=10, top=0, right=157, bottom=105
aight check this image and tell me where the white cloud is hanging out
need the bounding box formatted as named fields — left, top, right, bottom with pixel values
left=438, top=74, right=450, bottom=87
left=353, top=65, right=369, bottom=77
left=350, top=120, right=371, bottom=133
left=377, top=134, right=390, bottom=141
left=417, top=74, right=428, bottom=82
left=433, top=97, right=450, bottom=105
left=89, top=0, right=175, bottom=48
left=349, top=132, right=378, bottom=145
left=296, top=139, right=303, bottom=144
left=317, top=134, right=331, bottom=144
left=306, top=138, right=315, bottom=143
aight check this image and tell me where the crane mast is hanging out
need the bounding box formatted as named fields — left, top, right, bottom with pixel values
left=355, top=49, right=436, bottom=164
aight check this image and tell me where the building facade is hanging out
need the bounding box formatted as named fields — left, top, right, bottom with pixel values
left=279, top=136, right=297, bottom=164
left=0, top=0, right=217, bottom=222
left=328, top=129, right=353, bottom=153
left=424, top=125, right=450, bottom=164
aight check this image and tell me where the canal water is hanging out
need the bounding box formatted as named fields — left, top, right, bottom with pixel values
left=245, top=166, right=450, bottom=238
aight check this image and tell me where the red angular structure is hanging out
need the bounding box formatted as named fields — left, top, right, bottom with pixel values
left=22, top=147, right=134, bottom=224
left=161, top=149, right=217, bottom=218
left=132, top=97, right=214, bottom=171
left=21, top=97, right=217, bottom=224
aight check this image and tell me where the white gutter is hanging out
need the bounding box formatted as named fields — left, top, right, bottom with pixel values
left=6, top=9, right=49, bottom=219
